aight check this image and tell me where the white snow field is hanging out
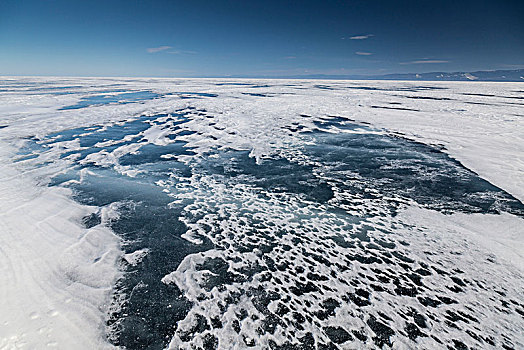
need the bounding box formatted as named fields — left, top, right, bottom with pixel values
left=0, top=77, right=522, bottom=349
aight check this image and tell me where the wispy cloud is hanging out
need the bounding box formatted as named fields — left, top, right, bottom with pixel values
left=344, top=34, right=374, bottom=40
left=400, top=59, right=449, bottom=65
left=167, top=50, right=197, bottom=55
left=355, top=51, right=373, bottom=56
left=147, top=46, right=172, bottom=53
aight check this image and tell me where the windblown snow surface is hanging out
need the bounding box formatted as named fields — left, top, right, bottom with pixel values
left=0, top=77, right=523, bottom=350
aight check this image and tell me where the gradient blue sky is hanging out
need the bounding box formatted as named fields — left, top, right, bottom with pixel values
left=1, top=0, right=523, bottom=77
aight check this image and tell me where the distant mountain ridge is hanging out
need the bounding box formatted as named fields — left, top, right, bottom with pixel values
left=372, top=69, right=524, bottom=82
left=230, top=69, right=524, bottom=82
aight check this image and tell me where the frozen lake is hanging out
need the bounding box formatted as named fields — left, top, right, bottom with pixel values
left=0, top=77, right=523, bottom=349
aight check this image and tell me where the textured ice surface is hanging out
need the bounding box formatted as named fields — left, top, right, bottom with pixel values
left=0, top=77, right=523, bottom=349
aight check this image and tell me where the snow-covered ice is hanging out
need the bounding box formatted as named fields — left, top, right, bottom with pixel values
left=0, top=77, right=522, bottom=349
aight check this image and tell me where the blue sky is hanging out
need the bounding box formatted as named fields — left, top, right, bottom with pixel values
left=1, top=0, right=523, bottom=77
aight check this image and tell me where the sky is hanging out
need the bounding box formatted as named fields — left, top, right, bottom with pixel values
left=0, top=0, right=523, bottom=77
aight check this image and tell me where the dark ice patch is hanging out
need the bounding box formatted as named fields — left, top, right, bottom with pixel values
left=60, top=91, right=160, bottom=110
